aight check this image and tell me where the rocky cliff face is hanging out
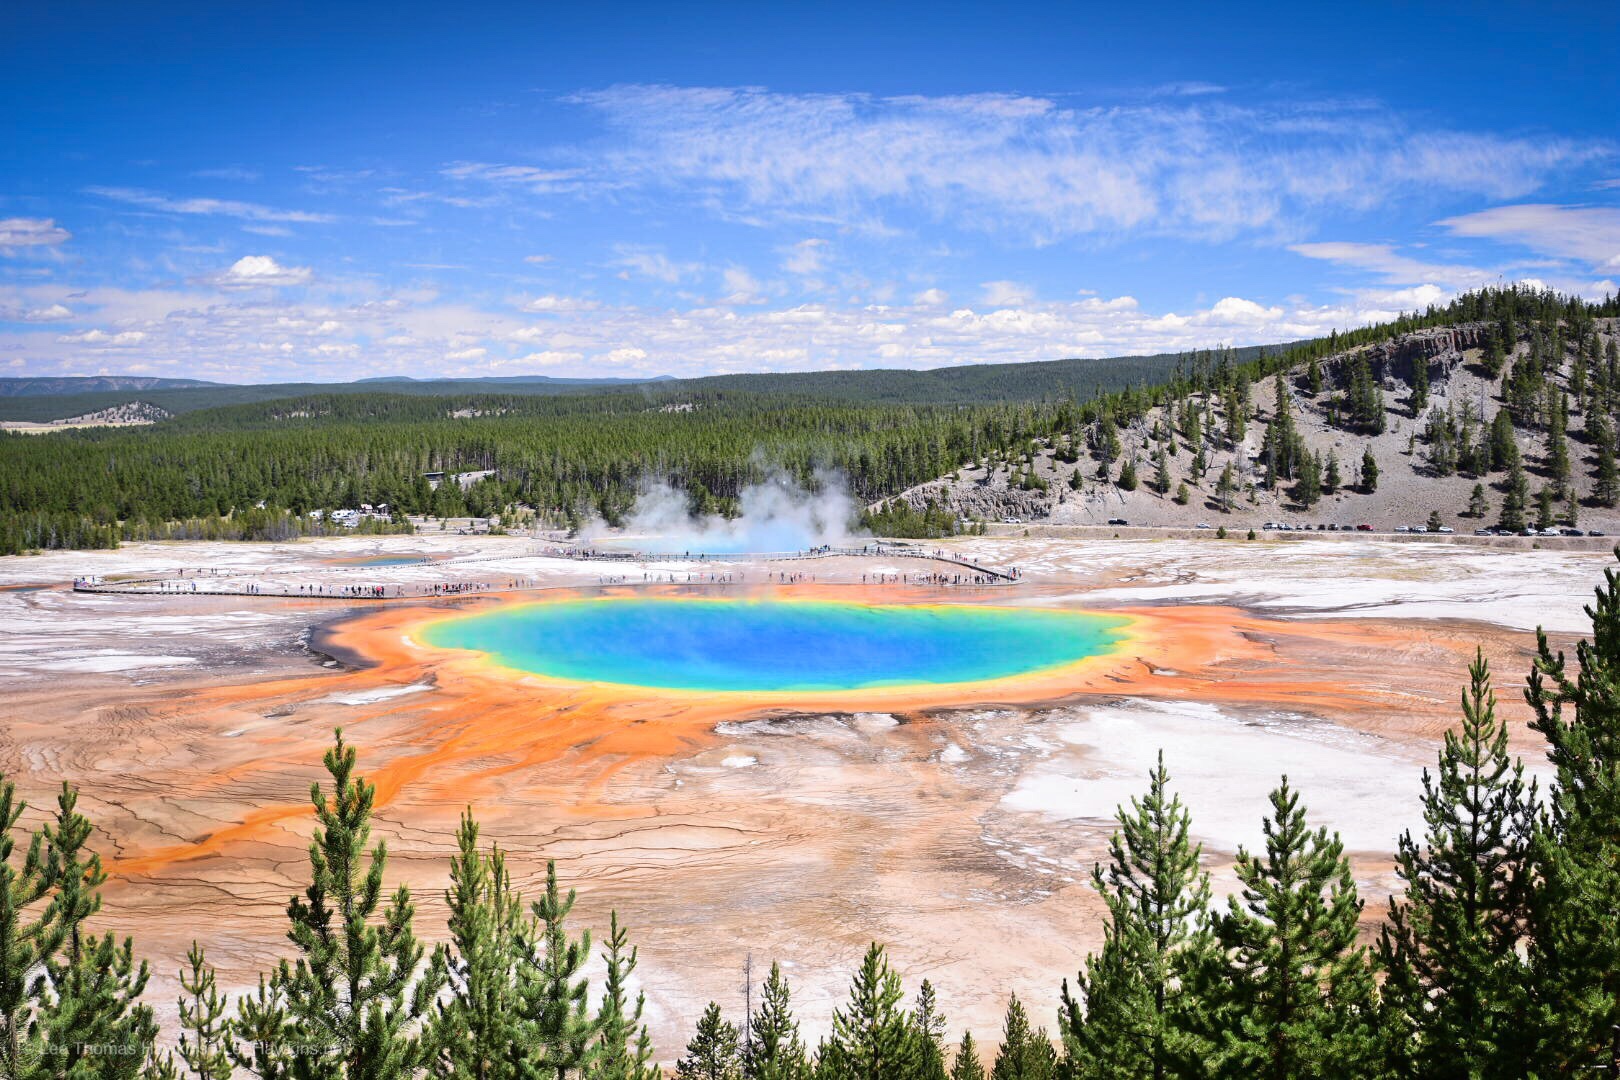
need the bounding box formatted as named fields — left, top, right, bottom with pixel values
left=880, top=475, right=1054, bottom=522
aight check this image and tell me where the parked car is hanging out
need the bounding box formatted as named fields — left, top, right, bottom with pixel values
left=1395, top=525, right=1411, bottom=533
left=1195, top=522, right=1212, bottom=529
left=1560, top=527, right=1583, bottom=536
left=1412, top=525, right=1428, bottom=533
left=1107, top=517, right=1128, bottom=525
left=1356, top=523, right=1373, bottom=531
left=1437, top=526, right=1454, bottom=534
left=1589, top=530, right=1607, bottom=537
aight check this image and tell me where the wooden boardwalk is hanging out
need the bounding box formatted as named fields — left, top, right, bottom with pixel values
left=72, top=543, right=1020, bottom=600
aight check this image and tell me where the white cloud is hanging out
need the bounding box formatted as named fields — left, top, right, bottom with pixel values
left=523, top=254, right=554, bottom=265
left=0, top=218, right=72, bottom=251
left=613, top=247, right=699, bottom=284
left=720, top=267, right=766, bottom=304
left=86, top=186, right=335, bottom=224
left=1206, top=297, right=1283, bottom=323
left=11, top=264, right=1599, bottom=385
left=56, top=329, right=147, bottom=346
left=1437, top=204, right=1620, bottom=270
left=781, top=238, right=829, bottom=275
left=981, top=281, right=1035, bottom=307
left=520, top=295, right=602, bottom=314
left=0, top=302, right=74, bottom=322
left=204, top=255, right=313, bottom=288
left=1289, top=241, right=1500, bottom=288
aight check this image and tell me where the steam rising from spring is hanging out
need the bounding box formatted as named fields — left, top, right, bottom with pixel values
left=589, top=473, right=863, bottom=554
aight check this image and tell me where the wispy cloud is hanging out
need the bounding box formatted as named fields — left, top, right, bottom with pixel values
left=0, top=217, right=72, bottom=252
left=191, top=166, right=261, bottom=182
left=85, top=186, right=336, bottom=224
left=780, top=238, right=829, bottom=276
left=440, top=162, right=583, bottom=193
left=445, top=86, right=1612, bottom=244
left=612, top=246, right=700, bottom=283
left=1288, top=241, right=1501, bottom=289
left=1438, top=204, right=1620, bottom=270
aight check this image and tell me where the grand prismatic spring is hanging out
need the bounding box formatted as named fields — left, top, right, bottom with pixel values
left=1, top=535, right=1610, bottom=1049
left=418, top=597, right=1131, bottom=692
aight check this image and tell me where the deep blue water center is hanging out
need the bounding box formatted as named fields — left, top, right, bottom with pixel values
left=420, top=597, right=1129, bottom=692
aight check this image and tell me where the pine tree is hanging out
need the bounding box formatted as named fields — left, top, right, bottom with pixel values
left=1360, top=447, right=1378, bottom=494
left=1323, top=452, right=1340, bottom=494
left=1489, top=410, right=1519, bottom=472
left=0, top=775, right=56, bottom=1075
left=819, top=944, right=918, bottom=1080
left=229, top=975, right=293, bottom=1080
left=591, top=913, right=655, bottom=1080
left=1548, top=392, right=1572, bottom=497
left=950, top=1033, right=985, bottom=1080
left=1377, top=651, right=1538, bottom=1078
left=1535, top=486, right=1554, bottom=531
left=1499, top=461, right=1528, bottom=532
left=37, top=781, right=160, bottom=1077
left=276, top=730, right=448, bottom=1080
left=1060, top=754, right=1211, bottom=1080
left=676, top=1003, right=740, bottom=1080
left=747, top=962, right=808, bottom=1080
left=1151, top=445, right=1170, bottom=496
left=1116, top=458, right=1138, bottom=492
left=990, top=995, right=1053, bottom=1080
left=1261, top=376, right=1300, bottom=486
left=1200, top=778, right=1379, bottom=1080
left=1292, top=451, right=1321, bottom=508
left=1410, top=356, right=1429, bottom=413
left=519, top=861, right=600, bottom=1079
left=177, top=942, right=235, bottom=1079
left=1467, top=483, right=1489, bottom=519
left=1595, top=435, right=1619, bottom=508
left=912, top=981, right=948, bottom=1080
left=44, top=932, right=160, bottom=1079
left=1524, top=555, right=1620, bottom=1072
left=433, top=810, right=528, bottom=1080
left=1482, top=330, right=1507, bottom=378
left=1215, top=463, right=1235, bottom=513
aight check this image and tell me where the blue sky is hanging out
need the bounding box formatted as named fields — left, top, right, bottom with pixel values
left=2, top=1, right=1617, bottom=383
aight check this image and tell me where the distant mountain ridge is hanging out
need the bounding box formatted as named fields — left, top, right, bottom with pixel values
left=0, top=346, right=1298, bottom=422
left=354, top=374, right=675, bottom=385
left=0, top=376, right=219, bottom=397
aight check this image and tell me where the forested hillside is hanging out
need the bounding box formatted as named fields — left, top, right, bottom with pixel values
left=2, top=287, right=1616, bottom=555
left=882, top=287, right=1620, bottom=535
